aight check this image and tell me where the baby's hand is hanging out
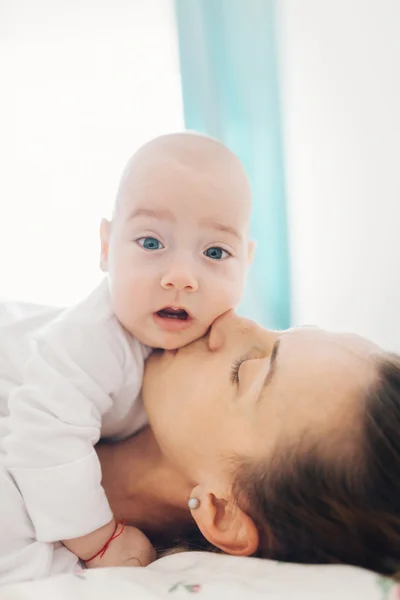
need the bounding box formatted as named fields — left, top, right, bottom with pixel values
left=85, top=524, right=156, bottom=569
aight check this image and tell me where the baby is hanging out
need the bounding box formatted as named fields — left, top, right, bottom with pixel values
left=4, top=132, right=254, bottom=570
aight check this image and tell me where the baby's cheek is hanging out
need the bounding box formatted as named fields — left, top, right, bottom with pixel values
left=211, top=278, right=244, bottom=311
left=118, top=268, right=154, bottom=301
left=110, top=278, right=144, bottom=322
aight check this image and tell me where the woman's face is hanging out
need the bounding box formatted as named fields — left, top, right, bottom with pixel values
left=143, top=311, right=378, bottom=480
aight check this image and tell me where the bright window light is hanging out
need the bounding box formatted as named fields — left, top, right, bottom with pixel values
left=0, top=0, right=184, bottom=306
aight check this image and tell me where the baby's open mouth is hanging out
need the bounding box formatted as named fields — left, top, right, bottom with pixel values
left=156, top=307, right=190, bottom=321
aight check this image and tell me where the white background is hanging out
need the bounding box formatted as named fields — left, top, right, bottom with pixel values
left=2, top=0, right=400, bottom=351
left=0, top=0, right=183, bottom=306
left=278, top=0, right=400, bottom=350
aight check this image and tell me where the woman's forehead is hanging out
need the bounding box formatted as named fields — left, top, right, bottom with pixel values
left=273, top=327, right=379, bottom=400
left=284, top=326, right=381, bottom=360
left=263, top=327, right=376, bottom=437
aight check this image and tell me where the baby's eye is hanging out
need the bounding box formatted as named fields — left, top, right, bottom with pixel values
left=204, top=247, right=230, bottom=260
left=136, top=237, right=164, bottom=251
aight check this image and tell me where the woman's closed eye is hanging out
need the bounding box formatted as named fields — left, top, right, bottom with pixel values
left=230, top=347, right=270, bottom=385
left=230, top=352, right=259, bottom=384
left=230, top=357, right=246, bottom=384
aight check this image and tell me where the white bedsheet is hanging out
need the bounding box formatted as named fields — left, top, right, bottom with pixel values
left=0, top=552, right=396, bottom=600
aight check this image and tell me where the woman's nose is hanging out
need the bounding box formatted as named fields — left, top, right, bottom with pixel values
left=208, top=311, right=233, bottom=350
left=208, top=311, right=258, bottom=351
left=208, top=312, right=279, bottom=352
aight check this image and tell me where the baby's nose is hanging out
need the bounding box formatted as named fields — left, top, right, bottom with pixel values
left=160, top=264, right=198, bottom=292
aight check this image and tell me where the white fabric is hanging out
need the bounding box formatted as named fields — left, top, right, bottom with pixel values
left=0, top=302, right=76, bottom=584
left=0, top=552, right=393, bottom=599
left=0, top=283, right=150, bottom=579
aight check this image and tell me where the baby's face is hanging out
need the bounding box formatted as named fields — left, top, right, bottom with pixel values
left=101, top=135, right=253, bottom=349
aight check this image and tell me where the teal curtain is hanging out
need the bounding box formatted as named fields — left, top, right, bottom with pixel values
left=175, top=0, right=290, bottom=329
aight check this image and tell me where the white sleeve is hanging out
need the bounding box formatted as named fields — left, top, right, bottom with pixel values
left=4, top=319, right=126, bottom=543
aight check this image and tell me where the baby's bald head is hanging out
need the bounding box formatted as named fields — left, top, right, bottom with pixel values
left=113, top=132, right=252, bottom=222
left=100, top=132, right=254, bottom=349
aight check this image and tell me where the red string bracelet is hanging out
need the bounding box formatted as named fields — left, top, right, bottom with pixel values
left=85, top=519, right=126, bottom=562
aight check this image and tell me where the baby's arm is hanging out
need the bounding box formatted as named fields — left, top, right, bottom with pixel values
left=63, top=519, right=117, bottom=561
left=4, top=320, right=125, bottom=545
left=63, top=518, right=155, bottom=567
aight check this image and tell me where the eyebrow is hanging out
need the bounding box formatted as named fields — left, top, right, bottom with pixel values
left=199, top=219, right=242, bottom=242
left=263, top=339, right=281, bottom=390
left=129, top=208, right=175, bottom=222
left=129, top=209, right=242, bottom=242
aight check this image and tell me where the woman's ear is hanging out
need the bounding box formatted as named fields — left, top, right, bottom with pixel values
left=189, top=487, right=259, bottom=557
left=100, top=219, right=111, bottom=272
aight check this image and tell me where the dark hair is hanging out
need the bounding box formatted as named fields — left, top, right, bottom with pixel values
left=165, top=352, right=400, bottom=578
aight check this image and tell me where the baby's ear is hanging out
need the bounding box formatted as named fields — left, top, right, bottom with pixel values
left=247, top=241, right=256, bottom=265
left=100, top=219, right=111, bottom=272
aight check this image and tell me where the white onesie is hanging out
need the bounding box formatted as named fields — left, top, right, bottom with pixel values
left=3, top=279, right=150, bottom=547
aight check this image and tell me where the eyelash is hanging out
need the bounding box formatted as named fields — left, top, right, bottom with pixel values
left=204, top=246, right=232, bottom=261
left=230, top=356, right=248, bottom=384
left=135, top=236, right=164, bottom=250
left=132, top=235, right=232, bottom=259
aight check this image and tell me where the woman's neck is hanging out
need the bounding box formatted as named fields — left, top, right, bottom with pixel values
left=97, top=427, right=193, bottom=543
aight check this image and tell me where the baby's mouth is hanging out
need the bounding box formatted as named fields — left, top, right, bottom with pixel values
left=156, top=307, right=190, bottom=321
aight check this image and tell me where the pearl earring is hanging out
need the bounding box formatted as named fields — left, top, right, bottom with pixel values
left=188, top=497, right=200, bottom=510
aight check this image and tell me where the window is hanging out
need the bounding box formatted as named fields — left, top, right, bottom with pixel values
left=0, top=0, right=184, bottom=305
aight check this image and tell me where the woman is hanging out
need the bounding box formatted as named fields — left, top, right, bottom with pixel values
left=1, top=309, right=400, bottom=583
left=100, top=310, right=400, bottom=576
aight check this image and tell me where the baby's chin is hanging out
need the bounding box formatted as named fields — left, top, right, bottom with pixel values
left=146, top=325, right=210, bottom=351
